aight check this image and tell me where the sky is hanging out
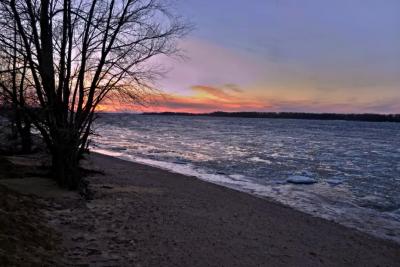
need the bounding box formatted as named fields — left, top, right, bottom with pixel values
left=111, top=0, right=400, bottom=113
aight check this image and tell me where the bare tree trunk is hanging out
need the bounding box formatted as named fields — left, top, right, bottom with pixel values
left=19, top=116, right=31, bottom=153
left=51, top=135, right=80, bottom=189
left=10, top=105, right=19, bottom=140
left=18, top=72, right=32, bottom=153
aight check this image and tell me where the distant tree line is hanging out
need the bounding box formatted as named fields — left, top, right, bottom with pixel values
left=142, top=111, right=400, bottom=123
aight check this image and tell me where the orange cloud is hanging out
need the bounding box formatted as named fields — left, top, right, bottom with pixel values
left=190, top=85, right=237, bottom=102
left=97, top=83, right=400, bottom=114
left=98, top=85, right=271, bottom=113
left=148, top=85, right=270, bottom=113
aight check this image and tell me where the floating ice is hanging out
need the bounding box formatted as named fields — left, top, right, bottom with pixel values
left=326, top=179, right=343, bottom=186
left=249, top=157, right=272, bottom=164
left=287, top=175, right=317, bottom=185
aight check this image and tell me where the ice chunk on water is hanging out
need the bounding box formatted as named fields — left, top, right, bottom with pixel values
left=249, top=156, right=272, bottom=164
left=287, top=175, right=317, bottom=185
left=326, top=179, right=343, bottom=186
left=300, top=170, right=314, bottom=177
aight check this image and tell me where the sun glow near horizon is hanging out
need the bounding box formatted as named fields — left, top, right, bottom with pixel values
left=97, top=80, right=400, bottom=114
left=99, top=0, right=400, bottom=114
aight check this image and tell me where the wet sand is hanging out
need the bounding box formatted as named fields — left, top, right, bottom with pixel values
left=1, top=152, right=400, bottom=266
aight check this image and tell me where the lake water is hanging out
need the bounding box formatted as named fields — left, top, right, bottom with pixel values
left=93, top=114, right=400, bottom=243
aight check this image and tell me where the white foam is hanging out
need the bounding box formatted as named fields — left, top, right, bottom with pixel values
left=249, top=157, right=272, bottom=164
left=92, top=148, right=123, bottom=157
left=287, top=175, right=317, bottom=184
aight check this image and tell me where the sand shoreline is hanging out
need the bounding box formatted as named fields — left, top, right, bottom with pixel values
left=94, top=149, right=400, bottom=245
left=1, top=152, right=400, bottom=266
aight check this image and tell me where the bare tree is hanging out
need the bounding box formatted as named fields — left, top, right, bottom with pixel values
left=0, top=19, right=32, bottom=153
left=0, top=0, right=188, bottom=189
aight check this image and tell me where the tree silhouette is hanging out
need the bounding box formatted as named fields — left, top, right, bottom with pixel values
left=0, top=19, right=32, bottom=153
left=0, top=0, right=188, bottom=189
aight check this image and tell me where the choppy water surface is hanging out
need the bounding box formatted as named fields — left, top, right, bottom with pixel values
left=93, top=114, right=400, bottom=243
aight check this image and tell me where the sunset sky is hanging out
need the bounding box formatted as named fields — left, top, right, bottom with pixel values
left=115, top=0, right=400, bottom=113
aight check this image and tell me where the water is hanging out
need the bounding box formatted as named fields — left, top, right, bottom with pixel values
left=92, top=114, right=400, bottom=243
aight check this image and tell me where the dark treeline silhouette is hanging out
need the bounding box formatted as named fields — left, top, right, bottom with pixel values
left=143, top=111, right=400, bottom=123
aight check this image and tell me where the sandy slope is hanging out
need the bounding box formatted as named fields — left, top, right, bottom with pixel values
left=1, top=152, right=400, bottom=266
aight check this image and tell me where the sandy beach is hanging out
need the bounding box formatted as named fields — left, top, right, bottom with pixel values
left=1, top=152, right=400, bottom=266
